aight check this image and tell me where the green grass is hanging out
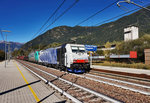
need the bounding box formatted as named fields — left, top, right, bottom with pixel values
left=93, top=61, right=150, bottom=70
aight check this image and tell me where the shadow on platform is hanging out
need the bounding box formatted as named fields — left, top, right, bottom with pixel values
left=0, top=80, right=41, bottom=95
left=37, top=91, right=67, bottom=103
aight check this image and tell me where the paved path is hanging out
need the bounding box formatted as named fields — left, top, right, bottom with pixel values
left=0, top=60, right=66, bottom=103
left=92, top=65, right=150, bottom=75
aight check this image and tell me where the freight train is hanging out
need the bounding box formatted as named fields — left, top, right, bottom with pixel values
left=26, top=44, right=90, bottom=73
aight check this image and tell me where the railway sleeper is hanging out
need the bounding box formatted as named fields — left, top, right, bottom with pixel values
left=67, top=88, right=82, bottom=93
left=86, top=97, right=105, bottom=102
left=77, top=93, right=95, bottom=99
left=58, top=83, right=70, bottom=88
left=74, top=91, right=91, bottom=98
left=62, top=84, right=72, bottom=88
left=73, top=89, right=83, bottom=92
left=53, top=83, right=72, bottom=91
left=82, top=95, right=98, bottom=101
left=19, top=61, right=120, bottom=103
left=74, top=92, right=90, bottom=98
left=60, top=86, right=72, bottom=91
left=83, top=96, right=107, bottom=103
left=71, top=87, right=80, bottom=90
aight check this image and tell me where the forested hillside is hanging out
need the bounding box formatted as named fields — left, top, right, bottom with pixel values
left=22, top=6, right=150, bottom=50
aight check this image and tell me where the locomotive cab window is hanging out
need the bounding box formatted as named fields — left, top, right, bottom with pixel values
left=71, top=46, right=85, bottom=53
left=79, top=47, right=85, bottom=52
left=71, top=46, right=78, bottom=52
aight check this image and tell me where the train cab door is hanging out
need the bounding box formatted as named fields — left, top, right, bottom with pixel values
left=61, top=46, right=66, bottom=66
left=57, top=45, right=66, bottom=69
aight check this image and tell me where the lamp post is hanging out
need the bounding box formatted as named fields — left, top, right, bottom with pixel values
left=1, top=30, right=11, bottom=68
left=7, top=42, right=11, bottom=63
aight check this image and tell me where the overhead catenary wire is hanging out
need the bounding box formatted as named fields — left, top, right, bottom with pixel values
left=117, top=0, right=150, bottom=12
left=75, top=0, right=119, bottom=26
left=40, top=0, right=79, bottom=34
left=27, top=0, right=149, bottom=48
left=25, top=0, right=79, bottom=50
left=32, top=0, right=66, bottom=39
left=94, top=3, right=150, bottom=26
left=131, top=1, right=150, bottom=12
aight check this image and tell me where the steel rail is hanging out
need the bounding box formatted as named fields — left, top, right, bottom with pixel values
left=30, top=61, right=150, bottom=90
left=85, top=73, right=150, bottom=89
left=48, top=65, right=150, bottom=90
left=20, top=61, right=121, bottom=103
left=71, top=74, right=150, bottom=95
left=19, top=62, right=82, bottom=103
left=91, top=70, right=150, bottom=82
left=22, top=61, right=150, bottom=95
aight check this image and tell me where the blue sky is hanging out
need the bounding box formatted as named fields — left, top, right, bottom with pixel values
left=0, top=0, right=149, bottom=43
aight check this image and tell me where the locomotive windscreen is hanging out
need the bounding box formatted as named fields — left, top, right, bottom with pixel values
left=71, top=46, right=85, bottom=53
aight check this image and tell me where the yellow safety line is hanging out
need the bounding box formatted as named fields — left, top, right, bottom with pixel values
left=14, top=62, right=41, bottom=103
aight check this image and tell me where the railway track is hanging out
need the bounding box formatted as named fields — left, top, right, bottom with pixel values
left=17, top=60, right=150, bottom=103
left=91, top=68, right=150, bottom=82
left=89, top=70, right=150, bottom=86
left=17, top=60, right=120, bottom=103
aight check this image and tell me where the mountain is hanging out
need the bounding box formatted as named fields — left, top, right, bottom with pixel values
left=0, top=41, right=24, bottom=52
left=22, top=6, right=150, bottom=49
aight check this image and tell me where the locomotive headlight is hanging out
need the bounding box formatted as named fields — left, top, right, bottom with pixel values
left=85, top=59, right=89, bottom=63
left=73, top=59, right=77, bottom=63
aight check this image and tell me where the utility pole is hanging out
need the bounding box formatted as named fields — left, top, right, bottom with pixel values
left=7, top=42, right=11, bottom=63
left=1, top=30, right=11, bottom=68
left=5, top=34, right=7, bottom=67
left=117, top=0, right=150, bottom=12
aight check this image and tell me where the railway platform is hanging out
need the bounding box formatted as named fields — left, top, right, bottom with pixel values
left=92, top=65, right=150, bottom=75
left=0, top=60, right=66, bottom=103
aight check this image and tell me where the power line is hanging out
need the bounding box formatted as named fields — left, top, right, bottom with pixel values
left=32, top=0, right=66, bottom=39
left=117, top=0, right=150, bottom=12
left=75, top=0, right=119, bottom=26
left=131, top=1, right=150, bottom=12
left=40, top=0, right=79, bottom=34
left=94, top=3, right=150, bottom=26
left=25, top=0, right=79, bottom=50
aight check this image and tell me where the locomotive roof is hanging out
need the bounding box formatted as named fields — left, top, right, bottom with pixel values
left=38, top=43, right=85, bottom=52
left=69, top=44, right=85, bottom=46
